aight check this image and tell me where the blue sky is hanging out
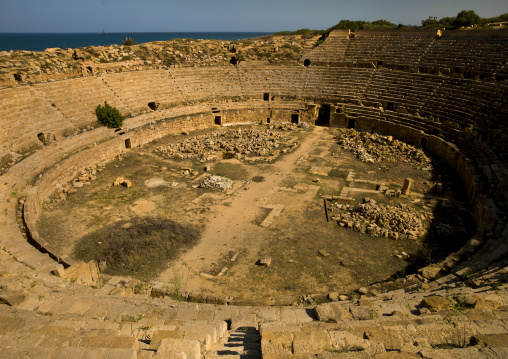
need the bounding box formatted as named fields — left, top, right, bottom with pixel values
left=1, top=0, right=506, bottom=33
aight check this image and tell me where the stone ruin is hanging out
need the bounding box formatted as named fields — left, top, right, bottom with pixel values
left=155, top=127, right=300, bottom=162
left=330, top=198, right=425, bottom=240
left=198, top=175, right=234, bottom=191
left=0, top=29, right=507, bottom=358
left=336, top=128, right=431, bottom=165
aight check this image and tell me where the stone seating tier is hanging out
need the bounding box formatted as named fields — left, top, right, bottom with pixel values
left=1, top=32, right=507, bottom=357
left=302, top=29, right=508, bottom=80
left=1, top=65, right=507, bottom=176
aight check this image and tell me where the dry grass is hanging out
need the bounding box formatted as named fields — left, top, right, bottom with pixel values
left=74, top=216, right=200, bottom=280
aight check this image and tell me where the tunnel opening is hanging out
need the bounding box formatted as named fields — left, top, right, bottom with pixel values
left=316, top=104, right=331, bottom=126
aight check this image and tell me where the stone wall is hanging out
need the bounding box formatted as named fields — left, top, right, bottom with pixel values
left=22, top=103, right=312, bottom=267
left=1, top=38, right=505, bottom=280
left=23, top=112, right=214, bottom=266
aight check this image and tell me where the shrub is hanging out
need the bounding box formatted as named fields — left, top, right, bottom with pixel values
left=95, top=101, right=125, bottom=128
left=123, top=37, right=137, bottom=46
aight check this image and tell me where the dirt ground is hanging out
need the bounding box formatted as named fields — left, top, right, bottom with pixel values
left=37, top=124, right=468, bottom=302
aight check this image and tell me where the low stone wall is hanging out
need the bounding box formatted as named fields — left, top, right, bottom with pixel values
left=22, top=104, right=313, bottom=267
left=23, top=113, right=214, bottom=267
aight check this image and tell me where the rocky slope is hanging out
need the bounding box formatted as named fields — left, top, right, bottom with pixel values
left=0, top=34, right=316, bottom=87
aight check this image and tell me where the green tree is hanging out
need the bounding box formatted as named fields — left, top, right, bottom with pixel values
left=95, top=102, right=125, bottom=128
left=439, top=17, right=456, bottom=28
left=421, top=18, right=439, bottom=27
left=453, top=10, right=480, bottom=28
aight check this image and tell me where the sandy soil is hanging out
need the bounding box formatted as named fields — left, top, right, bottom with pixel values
left=37, top=124, right=468, bottom=302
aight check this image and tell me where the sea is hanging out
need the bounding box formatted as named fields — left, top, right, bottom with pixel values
left=0, top=32, right=273, bottom=52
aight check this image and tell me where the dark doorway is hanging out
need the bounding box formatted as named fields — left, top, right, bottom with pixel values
left=421, top=137, right=428, bottom=149
left=263, top=93, right=269, bottom=101
left=230, top=56, right=237, bottom=66
left=303, top=59, right=311, bottom=67
left=291, top=114, right=299, bottom=124
left=377, top=61, right=383, bottom=69
left=267, top=118, right=271, bottom=124
left=316, top=104, right=330, bottom=126
left=125, top=138, right=132, bottom=149
left=387, top=102, right=394, bottom=111
left=37, top=133, right=46, bottom=145
left=148, top=102, right=159, bottom=111
left=348, top=118, right=356, bottom=129
left=214, top=116, right=222, bottom=125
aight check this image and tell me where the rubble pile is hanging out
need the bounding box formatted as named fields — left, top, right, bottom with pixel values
left=336, top=129, right=431, bottom=165
left=330, top=198, right=425, bottom=240
left=198, top=175, right=234, bottom=191
left=268, top=122, right=308, bottom=131
left=155, top=128, right=297, bottom=161
left=42, top=164, right=106, bottom=209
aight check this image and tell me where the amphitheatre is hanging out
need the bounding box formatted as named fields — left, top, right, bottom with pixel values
left=0, top=26, right=508, bottom=358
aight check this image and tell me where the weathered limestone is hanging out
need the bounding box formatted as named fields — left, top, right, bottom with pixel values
left=0, top=29, right=507, bottom=359
left=314, top=302, right=346, bottom=322
left=53, top=261, right=100, bottom=286
left=420, top=295, right=454, bottom=312
left=401, top=178, right=412, bottom=195
left=156, top=339, right=200, bottom=359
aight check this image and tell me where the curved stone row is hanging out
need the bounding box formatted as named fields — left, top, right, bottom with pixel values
left=0, top=30, right=507, bottom=358
left=302, top=29, right=508, bottom=80
left=2, top=64, right=507, bottom=175
left=0, top=67, right=504, bottom=288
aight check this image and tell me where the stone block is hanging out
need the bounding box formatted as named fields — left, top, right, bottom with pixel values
left=0, top=288, right=27, bottom=306
left=420, top=295, right=454, bottom=312
left=53, top=260, right=100, bottom=286
left=182, top=324, right=219, bottom=342
left=471, top=333, right=508, bottom=347
left=56, top=347, right=137, bottom=359
left=375, top=352, right=419, bottom=359
left=78, top=336, right=139, bottom=350
left=258, top=257, right=272, bottom=267
left=293, top=329, right=332, bottom=354
left=418, top=265, right=442, bottom=280
left=364, top=329, right=403, bottom=350
left=261, top=331, right=294, bottom=354
left=157, top=339, right=200, bottom=359
left=314, top=302, right=346, bottom=322
left=350, top=306, right=374, bottom=320
left=474, top=299, right=500, bottom=310
left=0, top=316, right=26, bottom=335
left=329, top=330, right=368, bottom=351
left=37, top=325, right=76, bottom=336
left=153, top=352, right=187, bottom=359
left=150, top=330, right=185, bottom=350
left=401, top=178, right=412, bottom=195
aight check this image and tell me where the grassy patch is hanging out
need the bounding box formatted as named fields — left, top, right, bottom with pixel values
left=73, top=216, right=200, bottom=280
left=212, top=162, right=248, bottom=181
left=251, top=176, right=265, bottom=183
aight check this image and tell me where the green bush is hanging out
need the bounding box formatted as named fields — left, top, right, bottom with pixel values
left=95, top=101, right=125, bottom=128
left=123, top=37, right=137, bottom=46
left=453, top=10, right=480, bottom=28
